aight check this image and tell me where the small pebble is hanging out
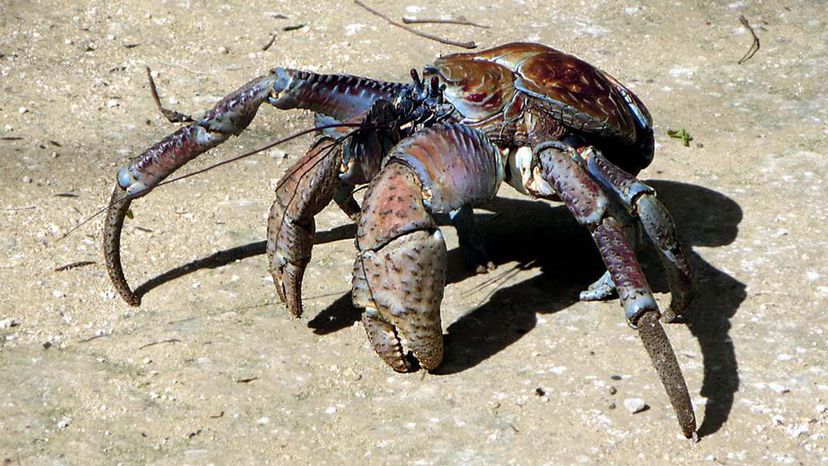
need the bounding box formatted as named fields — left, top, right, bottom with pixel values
left=0, top=318, right=17, bottom=328
left=18, top=106, right=28, bottom=114
left=608, top=385, right=617, bottom=395
left=768, top=382, right=790, bottom=394
left=623, top=398, right=649, bottom=414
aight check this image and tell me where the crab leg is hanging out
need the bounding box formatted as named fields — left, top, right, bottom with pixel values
left=105, top=74, right=278, bottom=305
left=104, top=68, right=406, bottom=306
left=534, top=142, right=696, bottom=439
left=267, top=137, right=343, bottom=317
left=584, top=148, right=694, bottom=322
left=352, top=124, right=503, bottom=371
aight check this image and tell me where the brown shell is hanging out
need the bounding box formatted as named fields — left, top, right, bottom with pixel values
left=441, top=42, right=652, bottom=146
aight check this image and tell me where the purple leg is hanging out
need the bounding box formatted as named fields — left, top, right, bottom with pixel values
left=535, top=142, right=696, bottom=439
left=267, top=137, right=344, bottom=317
left=585, top=148, right=694, bottom=322
left=104, top=69, right=406, bottom=306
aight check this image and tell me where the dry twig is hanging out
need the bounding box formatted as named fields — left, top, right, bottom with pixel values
left=138, top=338, right=183, bottom=350
left=262, top=32, right=278, bottom=51
left=146, top=66, right=194, bottom=123
left=54, top=261, right=96, bottom=272
left=354, top=0, right=476, bottom=49
left=737, top=15, right=760, bottom=64
left=401, top=16, right=489, bottom=29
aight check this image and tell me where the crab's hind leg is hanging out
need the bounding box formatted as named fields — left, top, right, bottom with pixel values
left=352, top=124, right=503, bottom=371
left=584, top=148, right=694, bottom=322
left=534, top=142, right=696, bottom=439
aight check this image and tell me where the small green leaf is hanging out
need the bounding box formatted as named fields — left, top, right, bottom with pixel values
left=125, top=209, right=134, bottom=220
left=667, top=128, right=694, bottom=147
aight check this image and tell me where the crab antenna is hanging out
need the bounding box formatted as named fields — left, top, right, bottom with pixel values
left=57, top=122, right=371, bottom=243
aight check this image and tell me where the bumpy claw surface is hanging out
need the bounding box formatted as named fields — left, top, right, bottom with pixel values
left=352, top=164, right=446, bottom=371
left=354, top=229, right=447, bottom=371
left=267, top=137, right=343, bottom=317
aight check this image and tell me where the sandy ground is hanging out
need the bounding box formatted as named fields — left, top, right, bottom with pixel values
left=1, top=0, right=826, bottom=464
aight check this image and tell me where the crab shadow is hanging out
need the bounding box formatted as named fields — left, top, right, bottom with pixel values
left=134, top=180, right=743, bottom=439
left=308, top=180, right=744, bottom=438
left=433, top=181, right=744, bottom=439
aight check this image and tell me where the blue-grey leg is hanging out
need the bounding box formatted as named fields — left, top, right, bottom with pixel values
left=579, top=270, right=616, bottom=301
left=450, top=205, right=496, bottom=273
left=584, top=148, right=694, bottom=322
left=333, top=182, right=361, bottom=221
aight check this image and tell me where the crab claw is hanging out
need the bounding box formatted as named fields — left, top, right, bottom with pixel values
left=267, top=137, right=344, bottom=317
left=352, top=124, right=503, bottom=371
left=352, top=164, right=446, bottom=371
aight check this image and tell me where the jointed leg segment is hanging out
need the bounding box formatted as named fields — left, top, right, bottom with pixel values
left=534, top=142, right=696, bottom=438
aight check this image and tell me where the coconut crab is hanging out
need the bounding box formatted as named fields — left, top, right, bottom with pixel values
left=104, top=43, right=697, bottom=439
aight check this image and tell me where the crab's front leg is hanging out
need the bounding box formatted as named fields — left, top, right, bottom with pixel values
left=105, top=74, right=279, bottom=305
left=105, top=69, right=406, bottom=306
left=352, top=124, right=503, bottom=371
left=532, top=142, right=697, bottom=439
left=583, top=148, right=694, bottom=322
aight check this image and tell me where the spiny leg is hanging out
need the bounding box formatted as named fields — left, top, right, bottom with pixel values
left=580, top=206, right=640, bottom=301
left=105, top=74, right=279, bottom=305
left=267, top=137, right=345, bottom=317
left=353, top=124, right=503, bottom=371
left=105, top=68, right=406, bottom=306
left=585, top=148, right=694, bottom=322
left=535, top=142, right=696, bottom=438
